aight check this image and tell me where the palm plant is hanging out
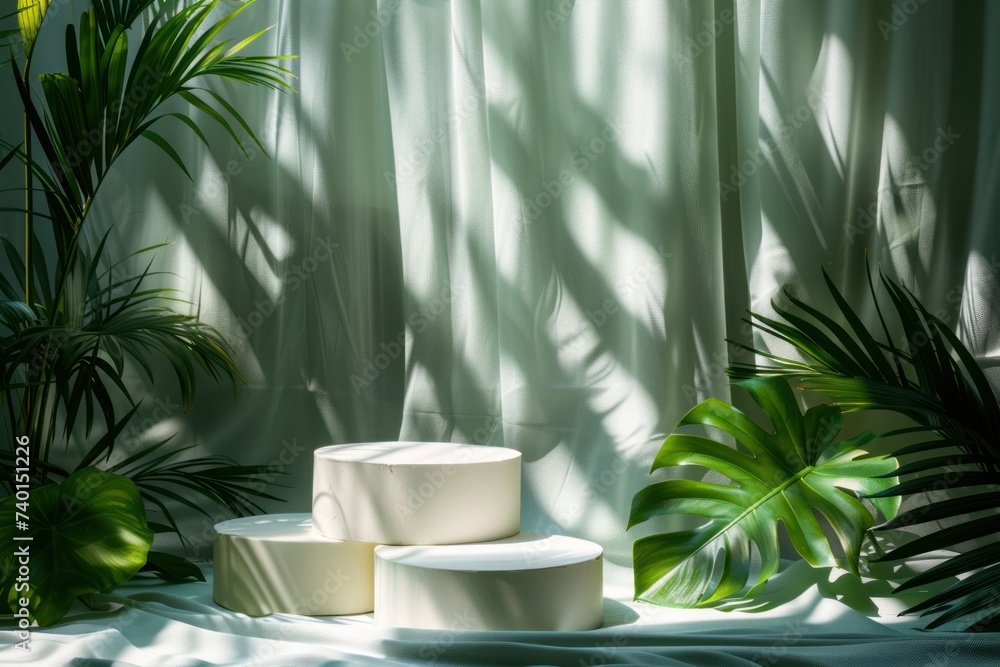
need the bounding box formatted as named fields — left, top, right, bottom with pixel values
left=0, top=0, right=294, bottom=622
left=727, top=266, right=1000, bottom=630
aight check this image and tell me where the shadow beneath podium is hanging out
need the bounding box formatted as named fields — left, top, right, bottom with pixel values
left=601, top=598, right=640, bottom=628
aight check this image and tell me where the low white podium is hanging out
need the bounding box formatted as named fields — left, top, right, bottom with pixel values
left=375, top=532, right=604, bottom=631
left=213, top=513, right=375, bottom=616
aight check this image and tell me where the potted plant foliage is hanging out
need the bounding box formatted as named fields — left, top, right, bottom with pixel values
left=631, top=265, right=1000, bottom=630
left=0, top=0, right=294, bottom=626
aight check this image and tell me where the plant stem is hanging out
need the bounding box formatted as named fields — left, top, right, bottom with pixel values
left=23, top=57, right=32, bottom=307
left=28, top=378, right=55, bottom=476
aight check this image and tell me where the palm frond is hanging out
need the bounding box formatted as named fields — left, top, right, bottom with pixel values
left=2, top=0, right=293, bottom=627
left=2, top=235, right=242, bottom=466
left=16, top=0, right=50, bottom=58
left=17, top=0, right=293, bottom=249
left=104, top=435, right=288, bottom=547
left=729, top=265, right=1000, bottom=629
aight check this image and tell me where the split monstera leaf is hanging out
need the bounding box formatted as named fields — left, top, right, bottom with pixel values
left=629, top=377, right=899, bottom=607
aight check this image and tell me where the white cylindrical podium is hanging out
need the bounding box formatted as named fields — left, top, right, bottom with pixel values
left=312, top=442, right=521, bottom=545
left=374, top=532, right=604, bottom=631
left=213, top=513, right=375, bottom=616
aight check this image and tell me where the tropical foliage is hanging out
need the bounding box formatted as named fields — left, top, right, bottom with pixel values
left=0, top=468, right=152, bottom=627
left=629, top=377, right=899, bottom=607
left=0, top=0, right=294, bottom=624
left=724, top=267, right=1000, bottom=630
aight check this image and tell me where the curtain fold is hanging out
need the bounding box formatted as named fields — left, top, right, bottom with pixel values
left=7, top=0, right=998, bottom=589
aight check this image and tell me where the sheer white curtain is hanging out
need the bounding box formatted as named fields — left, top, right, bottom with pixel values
left=23, top=0, right=998, bottom=589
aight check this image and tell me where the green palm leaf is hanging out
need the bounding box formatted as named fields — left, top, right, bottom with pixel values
left=140, top=550, right=206, bottom=583
left=16, top=0, right=50, bottom=58
left=3, top=239, right=241, bottom=452
left=629, top=377, right=898, bottom=607
left=728, top=264, right=1000, bottom=628
left=20, top=0, right=293, bottom=239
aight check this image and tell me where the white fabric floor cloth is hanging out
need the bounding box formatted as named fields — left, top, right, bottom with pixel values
left=2, top=563, right=999, bottom=666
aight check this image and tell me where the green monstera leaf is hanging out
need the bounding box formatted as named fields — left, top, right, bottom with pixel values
left=629, top=377, right=900, bottom=607
left=0, top=467, right=152, bottom=626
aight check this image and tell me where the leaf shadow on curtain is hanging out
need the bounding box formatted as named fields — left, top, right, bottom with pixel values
left=87, top=0, right=411, bottom=554
left=462, top=0, right=732, bottom=568
left=733, top=0, right=1000, bottom=611
left=747, top=0, right=992, bottom=326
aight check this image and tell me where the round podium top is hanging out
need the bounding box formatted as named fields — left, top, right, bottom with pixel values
left=375, top=532, right=602, bottom=571
left=314, top=441, right=520, bottom=466
left=214, top=513, right=331, bottom=543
